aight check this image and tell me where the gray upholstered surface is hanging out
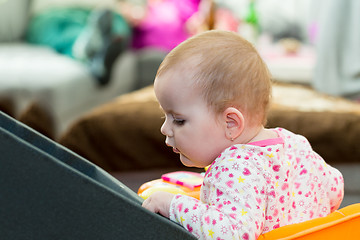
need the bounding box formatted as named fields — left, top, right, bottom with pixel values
left=0, top=111, right=195, bottom=240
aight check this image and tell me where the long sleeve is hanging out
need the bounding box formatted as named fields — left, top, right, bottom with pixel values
left=324, top=162, right=344, bottom=212
left=169, top=151, right=268, bottom=240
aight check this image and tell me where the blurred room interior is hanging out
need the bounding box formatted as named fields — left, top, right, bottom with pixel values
left=1, top=0, right=359, bottom=207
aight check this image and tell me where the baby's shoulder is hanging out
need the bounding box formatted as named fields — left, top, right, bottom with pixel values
left=215, top=144, right=269, bottom=170
left=274, top=128, right=312, bottom=148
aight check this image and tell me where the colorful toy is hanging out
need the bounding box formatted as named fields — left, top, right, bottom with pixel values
left=138, top=171, right=203, bottom=200
left=161, top=171, right=203, bottom=190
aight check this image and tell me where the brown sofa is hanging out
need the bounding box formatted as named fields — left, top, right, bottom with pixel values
left=59, top=82, right=360, bottom=174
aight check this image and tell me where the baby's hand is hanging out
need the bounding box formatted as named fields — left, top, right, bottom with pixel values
left=142, top=191, right=175, bottom=218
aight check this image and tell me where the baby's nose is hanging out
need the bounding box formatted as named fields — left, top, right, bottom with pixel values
left=160, top=119, right=173, bottom=137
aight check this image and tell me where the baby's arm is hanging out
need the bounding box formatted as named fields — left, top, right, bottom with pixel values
left=327, top=165, right=344, bottom=212
left=169, top=161, right=268, bottom=239
left=142, top=191, right=176, bottom=218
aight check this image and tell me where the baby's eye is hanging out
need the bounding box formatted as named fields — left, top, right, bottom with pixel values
left=173, top=118, right=185, bottom=126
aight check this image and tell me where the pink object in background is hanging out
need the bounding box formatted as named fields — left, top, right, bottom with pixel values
left=132, top=0, right=200, bottom=52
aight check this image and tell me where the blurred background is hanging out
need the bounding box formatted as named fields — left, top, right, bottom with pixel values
left=0, top=0, right=359, bottom=207
left=1, top=0, right=359, bottom=136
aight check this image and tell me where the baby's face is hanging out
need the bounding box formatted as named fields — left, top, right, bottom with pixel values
left=154, top=71, right=228, bottom=168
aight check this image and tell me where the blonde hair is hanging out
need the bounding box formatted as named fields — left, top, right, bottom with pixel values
left=156, top=30, right=272, bottom=126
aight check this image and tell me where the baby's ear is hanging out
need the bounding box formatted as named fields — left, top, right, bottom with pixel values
left=223, top=107, right=245, bottom=141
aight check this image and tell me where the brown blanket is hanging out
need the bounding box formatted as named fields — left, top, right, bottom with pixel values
left=59, top=83, right=360, bottom=172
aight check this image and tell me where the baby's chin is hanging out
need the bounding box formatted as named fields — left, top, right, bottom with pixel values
left=179, top=154, right=196, bottom=167
left=179, top=154, right=207, bottom=168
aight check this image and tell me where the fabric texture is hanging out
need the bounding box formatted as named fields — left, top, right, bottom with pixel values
left=26, top=8, right=90, bottom=57
left=26, top=8, right=130, bottom=59
left=169, top=128, right=344, bottom=239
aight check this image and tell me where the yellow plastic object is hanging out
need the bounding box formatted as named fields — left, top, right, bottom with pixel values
left=258, top=203, right=360, bottom=240
left=138, top=179, right=201, bottom=200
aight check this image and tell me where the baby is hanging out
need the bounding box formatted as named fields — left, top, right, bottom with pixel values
left=143, top=30, right=344, bottom=240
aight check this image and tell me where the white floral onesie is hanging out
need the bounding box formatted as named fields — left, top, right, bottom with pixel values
left=169, top=128, right=344, bottom=240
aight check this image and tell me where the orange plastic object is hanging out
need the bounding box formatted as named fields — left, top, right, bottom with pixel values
left=138, top=179, right=201, bottom=200
left=258, top=203, right=360, bottom=240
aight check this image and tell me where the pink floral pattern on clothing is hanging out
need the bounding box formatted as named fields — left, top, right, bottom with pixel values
left=169, top=128, right=344, bottom=240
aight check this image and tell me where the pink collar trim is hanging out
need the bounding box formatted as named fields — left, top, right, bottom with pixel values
left=248, top=137, right=284, bottom=147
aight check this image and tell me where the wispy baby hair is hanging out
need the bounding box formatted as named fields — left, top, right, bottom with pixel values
left=156, top=30, right=272, bottom=126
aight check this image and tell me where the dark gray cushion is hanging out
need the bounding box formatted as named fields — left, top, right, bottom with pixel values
left=0, top=111, right=195, bottom=240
